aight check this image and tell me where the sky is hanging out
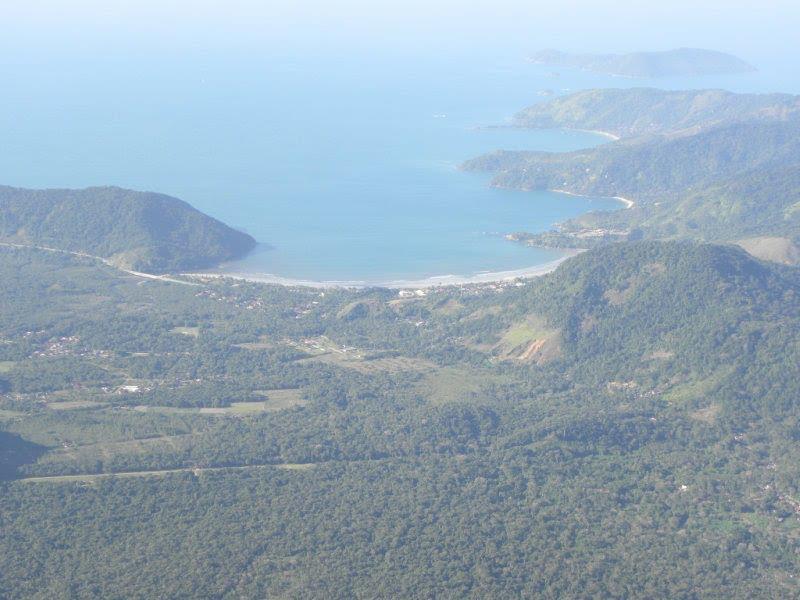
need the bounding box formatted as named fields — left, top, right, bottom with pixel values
left=2, top=0, right=799, bottom=62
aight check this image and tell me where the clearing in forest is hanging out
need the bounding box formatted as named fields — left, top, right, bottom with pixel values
left=495, top=316, right=561, bottom=363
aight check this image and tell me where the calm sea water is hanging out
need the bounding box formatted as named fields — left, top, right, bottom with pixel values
left=0, top=47, right=785, bottom=284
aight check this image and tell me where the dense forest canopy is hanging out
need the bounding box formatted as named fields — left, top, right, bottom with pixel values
left=0, top=186, right=256, bottom=272
left=1, top=238, right=800, bottom=597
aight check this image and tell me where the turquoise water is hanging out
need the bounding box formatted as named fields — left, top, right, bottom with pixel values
left=0, top=48, right=777, bottom=283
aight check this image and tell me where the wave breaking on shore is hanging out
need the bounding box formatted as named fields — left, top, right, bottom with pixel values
left=185, top=251, right=582, bottom=290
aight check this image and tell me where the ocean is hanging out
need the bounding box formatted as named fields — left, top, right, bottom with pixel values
left=0, top=45, right=786, bottom=284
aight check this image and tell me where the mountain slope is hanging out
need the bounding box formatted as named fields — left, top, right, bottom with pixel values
left=0, top=186, right=256, bottom=272
left=513, top=88, right=800, bottom=138
left=453, top=241, right=800, bottom=421
left=464, top=120, right=800, bottom=200
left=467, top=88, right=800, bottom=258
left=491, top=161, right=800, bottom=257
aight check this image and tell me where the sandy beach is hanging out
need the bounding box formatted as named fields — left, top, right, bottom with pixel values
left=185, top=250, right=583, bottom=290
left=568, top=128, right=621, bottom=141
left=2, top=238, right=581, bottom=291
left=550, top=188, right=635, bottom=209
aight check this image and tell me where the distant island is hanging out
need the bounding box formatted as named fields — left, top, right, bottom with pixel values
left=0, top=186, right=256, bottom=273
left=528, top=48, right=756, bottom=78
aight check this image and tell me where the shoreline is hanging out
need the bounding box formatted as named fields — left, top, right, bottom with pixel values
left=183, top=188, right=630, bottom=292
left=567, top=127, right=621, bottom=141
left=2, top=236, right=584, bottom=292
left=550, top=188, right=635, bottom=209
left=185, top=127, right=624, bottom=291
left=184, top=250, right=583, bottom=290
left=480, top=124, right=621, bottom=142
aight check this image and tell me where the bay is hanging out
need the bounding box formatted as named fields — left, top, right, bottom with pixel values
left=0, top=47, right=776, bottom=284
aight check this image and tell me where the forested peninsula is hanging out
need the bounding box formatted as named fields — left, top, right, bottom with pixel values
left=0, top=186, right=256, bottom=273
left=464, top=88, right=800, bottom=263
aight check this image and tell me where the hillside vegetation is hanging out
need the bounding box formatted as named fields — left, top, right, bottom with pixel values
left=522, top=164, right=800, bottom=252
left=0, top=186, right=256, bottom=272
left=465, top=88, right=800, bottom=261
left=513, top=88, right=800, bottom=138
left=2, top=240, right=800, bottom=597
left=465, top=121, right=800, bottom=200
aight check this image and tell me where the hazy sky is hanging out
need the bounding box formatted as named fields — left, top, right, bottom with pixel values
left=2, top=1, right=799, bottom=63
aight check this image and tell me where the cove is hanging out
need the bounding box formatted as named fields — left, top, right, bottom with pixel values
left=0, top=48, right=625, bottom=284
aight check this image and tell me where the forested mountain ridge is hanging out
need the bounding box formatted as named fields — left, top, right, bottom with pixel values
left=513, top=88, right=800, bottom=138
left=528, top=48, right=757, bottom=78
left=515, top=241, right=800, bottom=419
left=2, top=239, right=800, bottom=597
left=514, top=163, right=800, bottom=258
left=466, top=87, right=800, bottom=261
left=464, top=120, right=800, bottom=200
left=422, top=240, right=800, bottom=424
left=0, top=185, right=256, bottom=272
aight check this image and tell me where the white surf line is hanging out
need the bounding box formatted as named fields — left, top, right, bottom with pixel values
left=613, top=196, right=635, bottom=209
left=184, top=251, right=583, bottom=291
left=567, top=128, right=621, bottom=141
left=550, top=189, right=635, bottom=209
left=0, top=241, right=198, bottom=286
left=378, top=252, right=584, bottom=288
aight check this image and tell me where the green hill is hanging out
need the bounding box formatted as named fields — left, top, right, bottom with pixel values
left=475, top=153, right=800, bottom=259
left=465, top=87, right=800, bottom=260
left=465, top=120, right=800, bottom=200
left=529, top=48, right=757, bottom=78
left=0, top=186, right=256, bottom=272
left=517, top=241, right=800, bottom=416
left=622, top=163, right=800, bottom=243
left=513, top=88, right=800, bottom=138
left=435, top=240, right=800, bottom=415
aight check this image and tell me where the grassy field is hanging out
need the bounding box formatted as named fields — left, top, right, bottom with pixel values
left=253, top=388, right=307, bottom=411
left=20, top=462, right=316, bottom=484
left=47, top=400, right=108, bottom=411
left=132, top=390, right=307, bottom=416
left=494, top=316, right=560, bottom=362
left=431, top=298, right=466, bottom=316
left=56, top=433, right=195, bottom=462
left=499, top=317, right=552, bottom=351
left=234, top=341, right=273, bottom=350
left=133, top=405, right=205, bottom=415
left=169, top=326, right=200, bottom=337
left=293, top=337, right=436, bottom=374
left=415, top=367, right=495, bottom=405
left=664, top=366, right=735, bottom=404
left=0, top=409, right=25, bottom=421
